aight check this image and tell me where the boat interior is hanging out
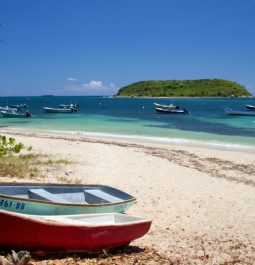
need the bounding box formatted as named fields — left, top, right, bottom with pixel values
left=0, top=185, right=133, bottom=204
left=36, top=213, right=148, bottom=225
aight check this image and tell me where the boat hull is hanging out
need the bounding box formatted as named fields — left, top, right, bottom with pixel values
left=0, top=195, right=135, bottom=215
left=225, top=108, right=255, bottom=116
left=0, top=111, right=30, bottom=118
left=43, top=107, right=74, bottom=113
left=245, top=104, right=255, bottom=110
left=0, top=210, right=151, bottom=252
left=155, top=107, right=188, bottom=114
left=0, top=183, right=136, bottom=215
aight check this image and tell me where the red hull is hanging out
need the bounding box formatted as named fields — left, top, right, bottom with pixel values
left=0, top=211, right=151, bottom=252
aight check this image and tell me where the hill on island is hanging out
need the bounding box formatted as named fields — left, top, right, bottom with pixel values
left=116, top=79, right=251, bottom=97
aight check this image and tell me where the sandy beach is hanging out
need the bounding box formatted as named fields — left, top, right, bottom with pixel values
left=0, top=128, right=255, bottom=264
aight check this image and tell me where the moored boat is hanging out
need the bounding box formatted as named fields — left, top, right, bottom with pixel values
left=225, top=108, right=255, bottom=116
left=43, top=107, right=76, bottom=113
left=0, top=109, right=32, bottom=118
left=153, top=103, right=179, bottom=109
left=0, top=183, right=136, bottom=215
left=0, top=106, right=10, bottom=111
left=0, top=106, right=18, bottom=112
left=0, top=210, right=151, bottom=252
left=155, top=107, right=189, bottom=114
left=245, top=104, right=255, bottom=110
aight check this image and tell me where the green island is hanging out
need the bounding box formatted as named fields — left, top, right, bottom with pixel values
left=116, top=79, right=252, bottom=97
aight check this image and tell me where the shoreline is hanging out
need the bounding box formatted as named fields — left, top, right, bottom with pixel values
left=2, top=127, right=255, bottom=186
left=0, top=127, right=255, bottom=263
left=1, top=127, right=255, bottom=154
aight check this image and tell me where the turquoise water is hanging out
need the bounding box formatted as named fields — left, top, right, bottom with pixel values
left=0, top=96, right=255, bottom=148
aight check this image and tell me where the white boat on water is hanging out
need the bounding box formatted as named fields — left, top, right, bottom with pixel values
left=245, top=104, right=255, bottom=110
left=0, top=106, right=10, bottom=111
left=225, top=108, right=255, bottom=116
left=1, top=109, right=32, bottom=118
left=155, top=107, right=189, bottom=114
left=0, top=106, right=17, bottom=112
left=153, top=103, right=179, bottom=109
left=43, top=107, right=76, bottom=113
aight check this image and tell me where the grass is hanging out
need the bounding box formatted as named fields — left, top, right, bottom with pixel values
left=0, top=153, right=72, bottom=180
left=57, top=176, right=82, bottom=184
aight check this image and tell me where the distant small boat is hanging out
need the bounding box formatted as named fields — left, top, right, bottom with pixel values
left=245, top=104, right=255, bottom=110
left=0, top=210, right=151, bottom=252
left=225, top=108, right=255, bottom=116
left=0, top=109, right=32, bottom=118
left=43, top=107, right=76, bottom=113
left=153, top=103, right=179, bottom=109
left=0, top=183, right=136, bottom=215
left=155, top=107, right=189, bottom=114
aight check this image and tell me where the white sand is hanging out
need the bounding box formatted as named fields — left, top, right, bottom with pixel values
left=1, top=128, right=255, bottom=264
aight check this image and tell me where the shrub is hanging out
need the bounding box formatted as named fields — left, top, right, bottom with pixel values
left=0, top=135, right=24, bottom=156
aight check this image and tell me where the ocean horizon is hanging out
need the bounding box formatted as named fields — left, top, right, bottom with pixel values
left=0, top=96, right=255, bottom=150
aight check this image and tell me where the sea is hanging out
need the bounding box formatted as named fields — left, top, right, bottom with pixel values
left=0, top=96, right=255, bottom=150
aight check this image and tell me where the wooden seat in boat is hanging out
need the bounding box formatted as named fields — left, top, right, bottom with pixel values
left=84, top=189, right=123, bottom=204
left=28, top=189, right=70, bottom=203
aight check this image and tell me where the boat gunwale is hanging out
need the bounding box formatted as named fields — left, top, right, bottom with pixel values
left=0, top=182, right=136, bottom=207
left=224, top=108, right=255, bottom=115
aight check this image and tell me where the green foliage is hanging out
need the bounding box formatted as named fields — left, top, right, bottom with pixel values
left=0, top=153, right=72, bottom=179
left=0, top=135, right=24, bottom=156
left=116, top=79, right=252, bottom=97
left=0, top=135, right=73, bottom=180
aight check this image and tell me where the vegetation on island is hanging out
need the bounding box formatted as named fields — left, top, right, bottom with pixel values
left=116, top=79, right=251, bottom=97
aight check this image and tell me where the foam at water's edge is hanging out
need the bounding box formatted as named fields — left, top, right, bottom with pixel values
left=2, top=127, right=254, bottom=152
left=47, top=129, right=254, bottom=151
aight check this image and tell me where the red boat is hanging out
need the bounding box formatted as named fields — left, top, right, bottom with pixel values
left=0, top=210, right=151, bottom=252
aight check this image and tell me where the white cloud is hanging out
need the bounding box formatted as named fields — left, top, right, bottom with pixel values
left=64, top=80, right=118, bottom=95
left=67, top=77, right=78, bottom=81
left=82, top=80, right=103, bottom=90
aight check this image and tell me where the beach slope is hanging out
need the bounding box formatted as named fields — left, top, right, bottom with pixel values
left=0, top=128, right=255, bottom=264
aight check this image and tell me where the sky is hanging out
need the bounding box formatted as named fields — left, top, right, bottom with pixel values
left=0, top=0, right=255, bottom=96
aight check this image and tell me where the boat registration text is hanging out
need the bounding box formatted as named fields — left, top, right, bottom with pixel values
left=0, top=199, right=25, bottom=210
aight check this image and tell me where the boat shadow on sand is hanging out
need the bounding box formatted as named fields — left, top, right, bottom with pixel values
left=0, top=246, right=173, bottom=264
